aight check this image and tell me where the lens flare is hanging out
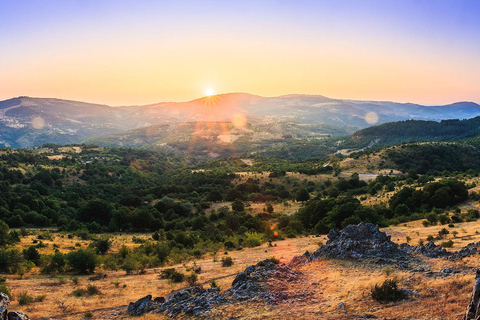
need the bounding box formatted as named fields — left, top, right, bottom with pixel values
left=364, top=112, right=379, bottom=125
left=231, top=113, right=247, bottom=128
left=32, top=117, right=46, bottom=129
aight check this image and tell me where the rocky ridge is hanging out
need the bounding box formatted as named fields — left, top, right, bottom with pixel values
left=127, top=259, right=294, bottom=317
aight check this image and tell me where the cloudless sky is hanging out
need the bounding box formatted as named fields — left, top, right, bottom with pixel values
left=1, top=0, right=479, bottom=105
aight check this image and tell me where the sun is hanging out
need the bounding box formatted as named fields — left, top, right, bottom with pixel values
left=205, top=88, right=215, bottom=96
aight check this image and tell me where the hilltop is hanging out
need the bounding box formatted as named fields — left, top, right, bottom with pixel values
left=1, top=94, right=480, bottom=148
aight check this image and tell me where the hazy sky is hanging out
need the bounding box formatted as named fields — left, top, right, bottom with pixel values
left=1, top=0, right=479, bottom=106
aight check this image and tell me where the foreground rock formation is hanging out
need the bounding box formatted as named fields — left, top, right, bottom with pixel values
left=309, top=223, right=411, bottom=267
left=0, top=293, right=29, bottom=320
left=127, top=259, right=290, bottom=317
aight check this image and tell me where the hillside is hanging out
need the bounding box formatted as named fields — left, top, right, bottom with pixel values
left=84, top=121, right=346, bottom=158
left=342, top=116, right=480, bottom=149
left=2, top=95, right=480, bottom=148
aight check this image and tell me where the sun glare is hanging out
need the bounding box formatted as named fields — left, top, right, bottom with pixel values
left=205, top=88, right=215, bottom=96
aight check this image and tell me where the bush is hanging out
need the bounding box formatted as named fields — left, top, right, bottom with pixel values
left=0, top=282, right=10, bottom=299
left=18, top=291, right=33, bottom=305
left=86, top=284, right=100, bottom=295
left=186, top=273, right=198, bottom=286
left=210, top=280, right=219, bottom=289
left=441, top=240, right=454, bottom=248
left=221, top=257, right=233, bottom=267
left=72, top=288, right=86, bottom=297
left=244, top=232, right=262, bottom=247
left=160, top=268, right=185, bottom=283
left=371, top=279, right=406, bottom=302
left=269, top=257, right=280, bottom=264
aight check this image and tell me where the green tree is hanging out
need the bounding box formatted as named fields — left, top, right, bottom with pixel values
left=296, top=188, right=310, bottom=202
left=67, top=249, right=99, bottom=274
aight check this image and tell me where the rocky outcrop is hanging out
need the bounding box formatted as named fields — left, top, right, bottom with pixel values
left=309, top=223, right=409, bottom=266
left=127, top=259, right=286, bottom=317
left=413, top=241, right=451, bottom=258
left=224, top=259, right=277, bottom=300
left=0, top=294, right=29, bottom=320
left=127, top=295, right=156, bottom=316
left=448, top=242, right=480, bottom=261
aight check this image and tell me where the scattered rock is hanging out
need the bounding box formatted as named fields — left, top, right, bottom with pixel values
left=357, top=314, right=378, bottom=319
left=448, top=242, right=480, bottom=261
left=337, top=302, right=345, bottom=309
left=413, top=241, right=451, bottom=258
left=309, top=223, right=410, bottom=265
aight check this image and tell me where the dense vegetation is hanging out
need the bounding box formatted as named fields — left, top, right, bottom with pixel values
left=0, top=130, right=478, bottom=275
left=344, top=116, right=480, bottom=149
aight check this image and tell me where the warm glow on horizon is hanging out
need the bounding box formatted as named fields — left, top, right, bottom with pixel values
left=1, top=1, right=479, bottom=106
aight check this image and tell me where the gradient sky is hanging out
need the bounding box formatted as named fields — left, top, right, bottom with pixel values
left=1, top=0, right=480, bottom=106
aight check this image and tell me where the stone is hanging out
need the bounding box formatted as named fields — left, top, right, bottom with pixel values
left=0, top=293, right=10, bottom=320
left=127, top=295, right=155, bottom=316
left=309, top=223, right=409, bottom=265
left=7, top=311, right=29, bottom=320
left=154, top=296, right=165, bottom=303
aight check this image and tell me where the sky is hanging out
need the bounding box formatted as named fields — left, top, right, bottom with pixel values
left=1, top=0, right=480, bottom=106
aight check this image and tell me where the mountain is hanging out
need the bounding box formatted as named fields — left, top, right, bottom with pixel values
left=1, top=94, right=479, bottom=148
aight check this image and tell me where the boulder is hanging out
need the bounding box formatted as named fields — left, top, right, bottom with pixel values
left=0, top=293, right=9, bottom=320
left=310, top=223, right=408, bottom=264
left=7, top=311, right=29, bottom=320
left=127, top=295, right=156, bottom=316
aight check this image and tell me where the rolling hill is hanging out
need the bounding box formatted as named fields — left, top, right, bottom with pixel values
left=1, top=94, right=480, bottom=148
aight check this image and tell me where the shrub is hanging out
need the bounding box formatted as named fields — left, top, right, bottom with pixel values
left=186, top=273, right=198, bottom=286
left=371, top=279, right=406, bottom=302
left=0, top=282, right=11, bottom=299
left=72, top=288, right=86, bottom=297
left=86, top=284, right=100, bottom=295
left=210, top=280, right=219, bottom=289
left=244, top=232, right=261, bottom=247
left=441, top=240, right=454, bottom=248
left=268, top=257, right=280, bottom=264
left=160, top=268, right=185, bottom=283
left=71, top=276, right=79, bottom=285
left=18, top=291, right=33, bottom=305
left=221, top=257, right=233, bottom=267
left=35, top=294, right=47, bottom=302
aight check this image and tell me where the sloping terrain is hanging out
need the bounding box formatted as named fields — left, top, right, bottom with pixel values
left=1, top=94, right=480, bottom=148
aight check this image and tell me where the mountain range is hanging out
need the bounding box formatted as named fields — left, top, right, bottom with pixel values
left=1, top=94, right=479, bottom=149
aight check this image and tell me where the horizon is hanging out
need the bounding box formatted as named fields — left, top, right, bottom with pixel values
left=4, top=92, right=480, bottom=108
left=1, top=1, right=480, bottom=106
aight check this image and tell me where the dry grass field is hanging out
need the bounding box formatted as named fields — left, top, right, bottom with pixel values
left=7, top=217, right=480, bottom=319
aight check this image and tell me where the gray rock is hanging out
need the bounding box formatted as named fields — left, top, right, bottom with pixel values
left=127, top=295, right=155, bottom=316
left=7, top=311, right=29, bottom=320
left=310, top=223, right=409, bottom=265
left=154, top=296, right=165, bottom=303
left=0, top=293, right=9, bottom=320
